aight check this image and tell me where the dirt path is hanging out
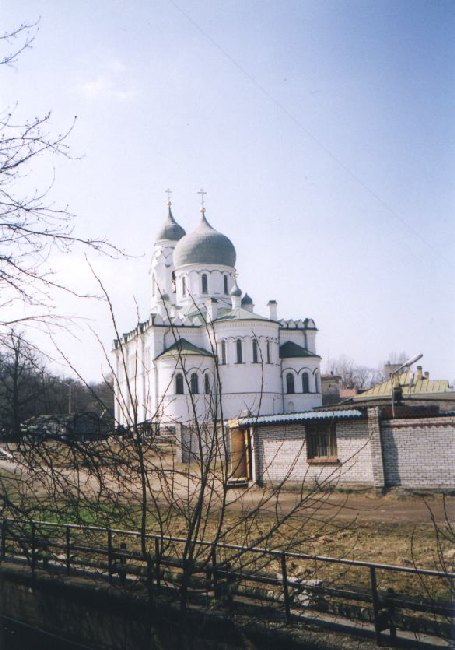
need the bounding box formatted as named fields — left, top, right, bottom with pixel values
left=226, top=487, right=454, bottom=525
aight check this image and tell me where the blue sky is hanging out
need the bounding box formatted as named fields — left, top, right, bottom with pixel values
left=2, top=0, right=454, bottom=381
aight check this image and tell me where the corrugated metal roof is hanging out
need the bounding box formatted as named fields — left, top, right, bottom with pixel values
left=237, top=409, right=364, bottom=427
left=354, top=372, right=453, bottom=400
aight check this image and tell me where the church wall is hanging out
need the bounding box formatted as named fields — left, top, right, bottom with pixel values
left=214, top=320, right=282, bottom=400
left=279, top=329, right=308, bottom=350
left=156, top=354, right=216, bottom=423
left=174, top=263, right=234, bottom=308
left=281, top=358, right=322, bottom=413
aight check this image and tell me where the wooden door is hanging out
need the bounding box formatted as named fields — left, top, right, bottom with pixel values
left=230, top=428, right=251, bottom=480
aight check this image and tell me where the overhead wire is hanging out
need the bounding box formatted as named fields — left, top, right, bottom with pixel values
left=167, top=0, right=452, bottom=269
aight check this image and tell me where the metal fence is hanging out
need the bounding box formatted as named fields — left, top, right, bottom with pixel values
left=0, top=518, right=453, bottom=646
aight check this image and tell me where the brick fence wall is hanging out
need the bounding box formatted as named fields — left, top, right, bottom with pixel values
left=381, top=416, right=455, bottom=490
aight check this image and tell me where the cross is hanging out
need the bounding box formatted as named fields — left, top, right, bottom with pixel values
left=165, top=188, right=172, bottom=205
left=197, top=188, right=207, bottom=210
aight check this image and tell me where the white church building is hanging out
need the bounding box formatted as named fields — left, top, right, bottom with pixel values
left=113, top=199, right=322, bottom=427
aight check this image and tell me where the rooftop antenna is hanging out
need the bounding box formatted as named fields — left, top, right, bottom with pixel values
left=391, top=353, right=423, bottom=417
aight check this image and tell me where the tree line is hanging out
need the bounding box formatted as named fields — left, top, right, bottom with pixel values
left=0, top=330, right=113, bottom=439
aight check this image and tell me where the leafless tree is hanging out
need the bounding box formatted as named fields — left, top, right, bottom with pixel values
left=1, top=23, right=120, bottom=336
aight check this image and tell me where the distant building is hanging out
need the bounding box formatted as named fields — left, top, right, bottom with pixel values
left=348, top=365, right=455, bottom=413
left=113, top=201, right=322, bottom=426
left=321, top=374, right=342, bottom=405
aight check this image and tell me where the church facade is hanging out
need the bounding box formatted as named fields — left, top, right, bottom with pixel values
left=113, top=201, right=322, bottom=426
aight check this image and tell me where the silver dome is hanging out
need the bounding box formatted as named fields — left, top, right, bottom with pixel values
left=174, top=214, right=236, bottom=268
left=156, top=206, right=186, bottom=242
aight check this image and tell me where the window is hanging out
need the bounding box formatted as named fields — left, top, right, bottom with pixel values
left=266, top=341, right=271, bottom=364
left=223, top=275, right=228, bottom=294
left=314, top=373, right=320, bottom=393
left=204, top=374, right=210, bottom=395
left=252, top=339, right=258, bottom=363
left=286, top=372, right=295, bottom=394
left=220, top=340, right=226, bottom=365
left=236, top=339, right=243, bottom=364
left=175, top=373, right=184, bottom=394
left=306, top=423, right=337, bottom=461
left=171, top=271, right=176, bottom=292
left=202, top=274, right=208, bottom=294
left=182, top=276, right=187, bottom=297
left=302, top=373, right=309, bottom=393
left=190, top=373, right=199, bottom=394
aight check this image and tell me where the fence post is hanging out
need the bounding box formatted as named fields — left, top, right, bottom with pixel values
left=281, top=553, right=291, bottom=622
left=107, top=528, right=113, bottom=584
left=119, top=542, right=127, bottom=585
left=1, top=519, right=6, bottom=561
left=211, top=546, right=218, bottom=599
left=154, top=536, right=161, bottom=587
left=31, top=522, right=36, bottom=577
left=66, top=526, right=71, bottom=576
left=370, top=565, right=382, bottom=645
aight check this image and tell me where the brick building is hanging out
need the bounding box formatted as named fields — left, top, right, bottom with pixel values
left=229, top=405, right=455, bottom=492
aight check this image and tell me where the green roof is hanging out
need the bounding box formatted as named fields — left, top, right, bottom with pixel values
left=355, top=372, right=454, bottom=400
left=280, top=341, right=320, bottom=359
left=216, top=307, right=268, bottom=322
left=155, top=338, right=213, bottom=360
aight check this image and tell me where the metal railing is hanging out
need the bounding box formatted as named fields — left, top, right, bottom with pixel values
left=0, top=518, right=453, bottom=646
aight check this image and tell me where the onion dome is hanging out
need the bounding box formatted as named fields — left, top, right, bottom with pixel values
left=241, top=293, right=253, bottom=306
left=230, top=279, right=242, bottom=297
left=156, top=204, right=186, bottom=242
left=174, top=213, right=236, bottom=268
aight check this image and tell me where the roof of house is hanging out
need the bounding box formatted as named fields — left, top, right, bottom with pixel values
left=155, top=338, right=213, bottom=360
left=353, top=371, right=454, bottom=401
left=236, top=409, right=364, bottom=427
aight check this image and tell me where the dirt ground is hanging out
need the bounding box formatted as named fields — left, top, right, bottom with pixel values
left=227, top=485, right=454, bottom=524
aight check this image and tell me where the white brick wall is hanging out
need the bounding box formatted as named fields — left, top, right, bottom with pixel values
left=381, top=417, right=455, bottom=490
left=254, top=420, right=374, bottom=487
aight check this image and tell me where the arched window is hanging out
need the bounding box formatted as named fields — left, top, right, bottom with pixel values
left=175, top=373, right=184, bottom=395
left=182, top=276, right=187, bottom=297
left=314, top=373, right=320, bottom=393
left=220, top=340, right=226, bottom=365
left=286, top=372, right=295, bottom=394
left=236, top=339, right=243, bottom=364
left=223, top=275, right=228, bottom=295
left=302, top=373, right=309, bottom=393
left=201, top=274, right=208, bottom=294
left=190, top=373, right=199, bottom=394
left=266, top=341, right=271, bottom=364
left=252, top=339, right=258, bottom=363
left=171, top=271, right=176, bottom=292
left=204, top=374, right=210, bottom=395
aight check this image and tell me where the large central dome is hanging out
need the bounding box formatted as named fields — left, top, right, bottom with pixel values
left=174, top=214, right=236, bottom=268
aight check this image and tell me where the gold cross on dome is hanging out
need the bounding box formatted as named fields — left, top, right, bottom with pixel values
left=197, top=188, right=207, bottom=212
left=165, top=188, right=172, bottom=205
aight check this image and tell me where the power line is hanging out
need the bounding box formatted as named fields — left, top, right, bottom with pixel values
left=168, top=0, right=451, bottom=268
